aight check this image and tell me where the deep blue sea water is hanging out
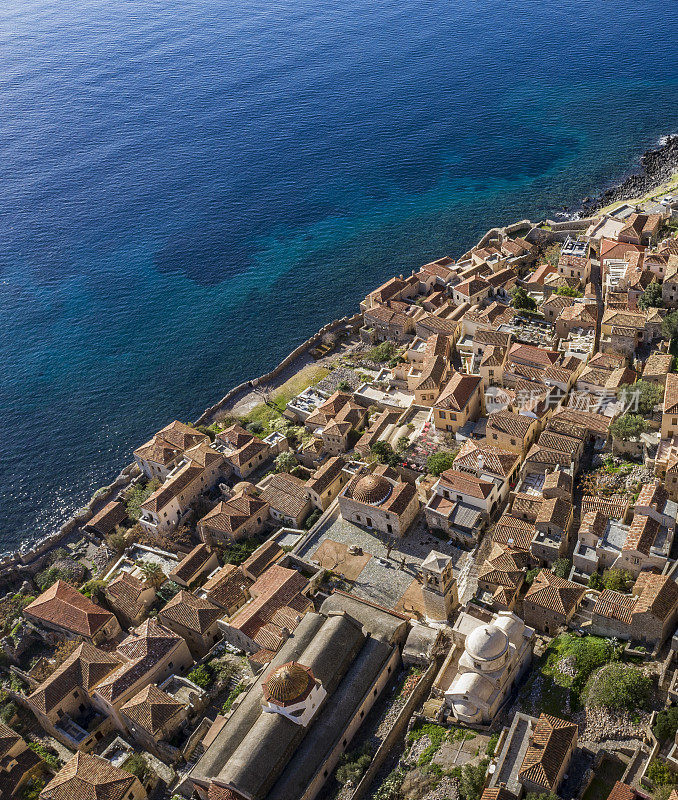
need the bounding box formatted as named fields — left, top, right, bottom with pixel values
left=1, top=0, right=677, bottom=552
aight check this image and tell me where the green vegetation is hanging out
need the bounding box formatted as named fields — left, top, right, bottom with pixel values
left=27, top=742, right=60, bottom=770
left=187, top=664, right=214, bottom=689
left=525, top=567, right=540, bottom=585
left=581, top=756, right=627, bottom=800
left=583, top=662, right=652, bottom=711
left=125, top=478, right=161, bottom=521
left=654, top=706, right=678, bottom=742
left=81, top=579, right=106, bottom=601
left=485, top=733, right=499, bottom=757
left=122, top=753, right=152, bottom=783
left=647, top=760, right=678, bottom=787
left=617, top=380, right=663, bottom=415
left=525, top=794, right=559, bottom=800
left=274, top=451, right=298, bottom=473
left=662, top=311, right=678, bottom=342
left=459, top=758, right=490, bottom=800
left=639, top=280, right=663, bottom=310
left=396, top=435, right=411, bottom=454
left=543, top=243, right=561, bottom=267
left=588, top=572, right=604, bottom=591
left=137, top=560, right=166, bottom=588
left=373, top=767, right=406, bottom=800
left=34, top=563, right=80, bottom=592
left=368, top=341, right=398, bottom=362
left=222, top=682, right=246, bottom=713
left=20, top=778, right=46, bottom=800
left=609, top=413, right=648, bottom=441
left=555, top=286, right=582, bottom=297
left=335, top=746, right=373, bottom=786
left=511, top=286, right=537, bottom=311
left=304, top=508, right=322, bottom=530
left=336, top=380, right=352, bottom=392
left=371, top=440, right=400, bottom=467
left=601, top=567, right=634, bottom=592
left=426, top=450, right=457, bottom=476
left=551, top=558, right=571, bottom=579
left=219, top=537, right=260, bottom=565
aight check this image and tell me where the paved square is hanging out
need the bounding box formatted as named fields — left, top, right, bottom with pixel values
left=313, top=539, right=371, bottom=580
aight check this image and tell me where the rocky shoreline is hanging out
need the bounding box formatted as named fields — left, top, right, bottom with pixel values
left=577, top=133, right=678, bottom=216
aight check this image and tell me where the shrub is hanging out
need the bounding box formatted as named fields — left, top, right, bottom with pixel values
left=187, top=664, right=214, bottom=689
left=654, top=706, right=678, bottom=742
left=274, top=451, right=297, bottom=473
left=555, top=286, right=582, bottom=297
left=20, top=778, right=45, bottom=800
left=459, top=757, right=490, bottom=800
left=617, top=380, right=663, bottom=415
left=525, top=794, right=559, bottom=800
left=373, top=767, right=406, bottom=800
left=125, top=479, right=161, bottom=521
left=647, top=760, right=678, bottom=787
left=639, top=281, right=663, bottom=310
left=304, top=509, right=322, bottom=530
left=27, top=742, right=60, bottom=770
left=337, top=380, right=352, bottom=392
left=222, top=682, right=246, bottom=713
left=368, top=341, right=398, bottom=362
left=511, top=286, right=537, bottom=311
left=122, top=753, right=151, bottom=783
left=486, top=733, right=499, bottom=757
left=525, top=568, right=540, bottom=585
left=426, top=450, right=457, bottom=476
left=583, top=662, right=652, bottom=711
left=336, top=748, right=372, bottom=786
left=588, top=572, right=604, bottom=590
left=396, top=435, right=411, bottom=454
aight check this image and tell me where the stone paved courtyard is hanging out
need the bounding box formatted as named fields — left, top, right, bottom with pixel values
left=296, top=508, right=470, bottom=613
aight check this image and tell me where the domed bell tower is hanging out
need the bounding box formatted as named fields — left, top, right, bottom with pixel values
left=420, top=550, right=459, bottom=622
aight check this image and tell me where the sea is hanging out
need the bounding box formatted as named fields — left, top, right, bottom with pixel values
left=1, top=0, right=677, bottom=552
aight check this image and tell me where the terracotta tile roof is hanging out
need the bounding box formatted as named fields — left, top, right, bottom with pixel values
left=606, top=781, right=641, bottom=800
left=28, top=643, right=121, bottom=714
left=474, top=329, right=512, bottom=348
left=524, top=570, right=585, bottom=615
left=120, top=683, right=184, bottom=736
left=203, top=565, right=252, bottom=611
left=664, top=373, right=678, bottom=415
left=536, top=497, right=572, bottom=531
left=160, top=590, right=223, bottom=635
left=601, top=308, right=647, bottom=329
left=96, top=619, right=186, bottom=704
left=580, top=494, right=629, bottom=519
left=643, top=352, right=673, bottom=377
left=455, top=276, right=491, bottom=297
left=481, top=787, right=518, bottom=800
left=508, top=343, right=560, bottom=369
left=480, top=344, right=506, bottom=368
left=0, top=741, right=41, bottom=798
left=537, top=432, right=581, bottom=457
left=381, top=480, right=418, bottom=515
left=511, top=493, right=544, bottom=521
left=141, top=462, right=204, bottom=513
left=554, top=407, right=611, bottom=435
left=623, top=514, right=660, bottom=555
left=633, top=572, right=678, bottom=620
left=579, top=510, right=609, bottom=540
left=492, top=514, right=535, bottom=551
left=454, top=440, right=519, bottom=478
left=486, top=411, right=535, bottom=439
left=230, top=565, right=311, bottom=643
left=260, top=473, right=309, bottom=519
left=434, top=372, right=482, bottom=411
left=518, top=713, right=578, bottom=791
left=0, top=722, right=21, bottom=759
left=207, top=783, right=246, bottom=800
left=199, top=492, right=268, bottom=538
left=105, top=571, right=149, bottom=622
left=438, top=469, right=495, bottom=500
left=40, top=751, right=142, bottom=800
left=636, top=478, right=669, bottom=512
left=541, top=294, right=576, bottom=313
left=369, top=276, right=408, bottom=303
left=169, top=543, right=216, bottom=584
left=593, top=590, right=635, bottom=624
left=240, top=539, right=284, bottom=579
left=306, top=456, right=346, bottom=495
left=525, top=444, right=571, bottom=468
left=24, top=580, right=116, bottom=639
left=87, top=500, right=127, bottom=535
left=588, top=352, right=627, bottom=371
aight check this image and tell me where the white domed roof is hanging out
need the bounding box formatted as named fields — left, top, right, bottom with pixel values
left=465, top=624, right=509, bottom=662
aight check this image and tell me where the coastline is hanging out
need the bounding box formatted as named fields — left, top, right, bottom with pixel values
left=4, top=133, right=678, bottom=573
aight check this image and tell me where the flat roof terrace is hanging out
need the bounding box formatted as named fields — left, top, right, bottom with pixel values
left=294, top=507, right=470, bottom=617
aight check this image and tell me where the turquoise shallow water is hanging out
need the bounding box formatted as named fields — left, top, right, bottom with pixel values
left=0, top=0, right=677, bottom=550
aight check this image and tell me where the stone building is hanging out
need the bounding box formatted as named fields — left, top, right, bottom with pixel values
left=158, top=590, right=223, bottom=658
left=40, top=751, right=147, bottom=800
left=522, top=570, right=585, bottom=634
left=420, top=551, right=459, bottom=622
left=305, top=456, right=350, bottom=511
left=338, top=466, right=420, bottom=537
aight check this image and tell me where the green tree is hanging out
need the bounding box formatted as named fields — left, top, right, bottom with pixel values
left=639, top=280, right=663, bottom=310
left=459, top=758, right=490, bottom=800
left=583, top=662, right=652, bottom=711
left=609, top=413, right=648, bottom=441
left=617, top=380, right=663, bottom=415
left=396, top=435, right=411, bottom=454
left=336, top=380, right=352, bottom=392
left=555, top=286, right=582, bottom=297
left=368, top=341, right=398, bottom=362
left=304, top=508, right=322, bottom=530
left=543, top=243, right=561, bottom=267
left=371, top=441, right=400, bottom=467
left=125, top=478, right=161, bottom=521
left=602, top=567, right=633, bottom=592
left=647, top=760, right=678, bottom=787
left=274, top=451, right=298, bottom=473
left=551, top=558, right=571, bottom=579
left=336, top=749, right=372, bottom=786
left=137, top=560, right=166, bottom=588
left=588, top=572, right=604, bottom=591
left=525, top=568, right=540, bottom=585
left=187, top=664, right=214, bottom=689
left=511, top=286, right=537, bottom=311
left=662, top=311, right=678, bottom=341
left=426, top=450, right=457, bottom=476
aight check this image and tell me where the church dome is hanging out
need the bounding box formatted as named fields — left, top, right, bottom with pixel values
left=263, top=662, right=313, bottom=706
left=465, top=624, right=509, bottom=663
left=351, top=474, right=392, bottom=505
